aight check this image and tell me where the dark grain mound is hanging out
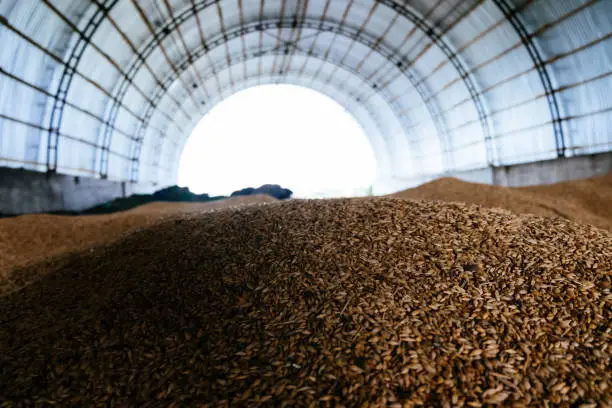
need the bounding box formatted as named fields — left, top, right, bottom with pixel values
left=0, top=198, right=610, bottom=406
left=0, top=194, right=276, bottom=293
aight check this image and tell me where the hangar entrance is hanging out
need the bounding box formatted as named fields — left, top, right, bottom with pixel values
left=178, top=84, right=377, bottom=198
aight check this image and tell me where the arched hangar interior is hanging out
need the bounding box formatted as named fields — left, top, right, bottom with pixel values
left=0, top=0, right=611, bottom=199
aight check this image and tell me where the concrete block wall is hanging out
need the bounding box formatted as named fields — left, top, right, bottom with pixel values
left=492, top=152, right=612, bottom=187
left=377, top=151, right=612, bottom=195
left=452, top=153, right=612, bottom=188
left=0, top=167, right=156, bottom=215
left=451, top=167, right=494, bottom=185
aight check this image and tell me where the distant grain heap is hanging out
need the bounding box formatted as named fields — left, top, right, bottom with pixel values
left=392, top=173, right=612, bottom=232
left=1, top=198, right=610, bottom=406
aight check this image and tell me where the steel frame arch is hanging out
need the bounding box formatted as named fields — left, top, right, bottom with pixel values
left=96, top=0, right=494, bottom=175
left=39, top=0, right=566, bottom=180
left=46, top=0, right=118, bottom=173
left=106, top=17, right=449, bottom=179
left=374, top=0, right=493, bottom=167
left=491, top=0, right=566, bottom=158
left=43, top=0, right=566, bottom=177
left=128, top=43, right=421, bottom=182
left=98, top=0, right=483, bottom=173
left=157, top=72, right=399, bottom=186
left=47, top=0, right=493, bottom=177
left=136, top=54, right=403, bottom=184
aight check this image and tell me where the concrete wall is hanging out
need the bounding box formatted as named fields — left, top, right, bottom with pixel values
left=376, top=151, right=612, bottom=194
left=451, top=167, right=494, bottom=185
left=453, top=152, right=612, bottom=187
left=492, top=152, right=612, bottom=187
left=0, top=167, right=156, bottom=215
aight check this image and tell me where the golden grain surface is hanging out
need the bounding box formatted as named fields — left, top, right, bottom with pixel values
left=0, top=198, right=610, bottom=406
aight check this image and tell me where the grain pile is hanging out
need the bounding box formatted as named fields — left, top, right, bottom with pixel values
left=1, top=198, right=610, bottom=406
left=392, top=173, right=612, bottom=232
left=0, top=194, right=276, bottom=294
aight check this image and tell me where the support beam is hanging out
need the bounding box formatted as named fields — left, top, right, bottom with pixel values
left=492, top=0, right=566, bottom=158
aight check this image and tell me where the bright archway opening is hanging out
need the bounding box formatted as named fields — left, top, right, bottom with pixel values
left=178, top=84, right=377, bottom=198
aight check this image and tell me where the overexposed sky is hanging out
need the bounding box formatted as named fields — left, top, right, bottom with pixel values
left=178, top=84, right=377, bottom=198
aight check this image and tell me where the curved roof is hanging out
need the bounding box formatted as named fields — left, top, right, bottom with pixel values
left=0, top=0, right=610, bottom=190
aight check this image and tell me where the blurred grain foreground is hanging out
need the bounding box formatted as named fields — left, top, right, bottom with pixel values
left=0, top=175, right=610, bottom=406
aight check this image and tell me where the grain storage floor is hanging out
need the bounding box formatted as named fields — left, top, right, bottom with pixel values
left=0, top=176, right=610, bottom=406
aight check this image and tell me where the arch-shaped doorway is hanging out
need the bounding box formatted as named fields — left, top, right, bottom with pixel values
left=178, top=84, right=377, bottom=198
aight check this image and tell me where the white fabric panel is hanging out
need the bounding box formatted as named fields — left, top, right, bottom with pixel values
left=0, top=120, right=28, bottom=166
left=105, top=151, right=130, bottom=181
left=56, top=136, right=96, bottom=175
left=495, top=125, right=557, bottom=165
left=0, top=1, right=69, bottom=170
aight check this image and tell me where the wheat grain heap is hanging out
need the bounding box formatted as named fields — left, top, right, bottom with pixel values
left=1, top=198, right=610, bottom=406
left=392, top=173, right=612, bottom=232
left=0, top=194, right=277, bottom=293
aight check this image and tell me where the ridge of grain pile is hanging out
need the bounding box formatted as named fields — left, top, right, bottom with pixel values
left=392, top=172, right=612, bottom=232
left=0, top=194, right=276, bottom=293
left=1, top=198, right=610, bottom=406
